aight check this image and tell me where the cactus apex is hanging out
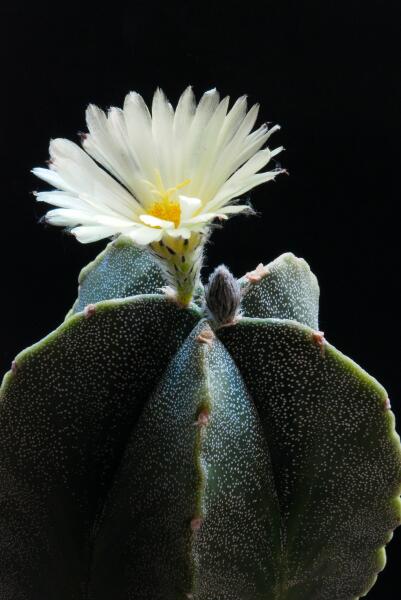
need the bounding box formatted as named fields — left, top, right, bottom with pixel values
left=84, top=303, right=96, bottom=318
left=245, top=262, right=269, bottom=283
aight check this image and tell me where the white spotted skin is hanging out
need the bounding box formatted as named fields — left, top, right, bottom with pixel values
left=87, top=322, right=207, bottom=599
left=88, top=321, right=280, bottom=600
left=0, top=296, right=200, bottom=599
left=0, top=248, right=400, bottom=600
left=194, top=324, right=281, bottom=600
left=70, top=236, right=165, bottom=317
left=240, top=253, right=320, bottom=329
left=218, top=318, right=401, bottom=599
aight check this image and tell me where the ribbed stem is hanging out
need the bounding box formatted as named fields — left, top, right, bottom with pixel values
left=150, top=232, right=206, bottom=305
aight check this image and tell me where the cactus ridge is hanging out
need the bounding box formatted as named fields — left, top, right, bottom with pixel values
left=240, top=252, right=320, bottom=329
left=0, top=296, right=200, bottom=599
left=218, top=318, right=401, bottom=599
left=69, top=236, right=166, bottom=317
left=1, top=240, right=400, bottom=600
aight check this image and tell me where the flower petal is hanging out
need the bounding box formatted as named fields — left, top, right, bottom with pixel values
left=94, top=214, right=135, bottom=228
left=218, top=95, right=248, bottom=147
left=83, top=104, right=147, bottom=202
left=32, top=167, right=74, bottom=193
left=185, top=212, right=226, bottom=225
left=139, top=214, right=175, bottom=229
left=44, top=208, right=135, bottom=230
left=183, top=96, right=230, bottom=194
left=49, top=138, right=142, bottom=218
left=71, top=225, right=120, bottom=243
left=164, top=227, right=192, bottom=239
left=35, top=191, right=89, bottom=211
left=217, top=204, right=251, bottom=215
left=204, top=148, right=279, bottom=212
left=209, top=170, right=285, bottom=211
left=173, top=86, right=196, bottom=137
left=182, top=89, right=221, bottom=183
left=123, top=92, right=157, bottom=183
left=152, top=88, right=175, bottom=185
left=45, top=208, right=90, bottom=226
left=128, top=226, right=164, bottom=245
left=197, top=104, right=262, bottom=197
left=178, top=195, right=202, bottom=221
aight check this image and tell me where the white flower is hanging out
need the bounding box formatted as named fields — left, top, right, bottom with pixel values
left=33, top=87, right=284, bottom=245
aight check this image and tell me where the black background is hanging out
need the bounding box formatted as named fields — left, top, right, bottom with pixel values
left=0, top=1, right=400, bottom=596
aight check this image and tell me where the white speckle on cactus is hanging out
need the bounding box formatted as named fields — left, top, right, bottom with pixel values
left=218, top=318, right=401, bottom=599
left=1, top=246, right=400, bottom=598
left=83, top=320, right=280, bottom=598
left=70, top=236, right=165, bottom=317
left=240, top=252, right=320, bottom=330
left=0, top=296, right=200, bottom=596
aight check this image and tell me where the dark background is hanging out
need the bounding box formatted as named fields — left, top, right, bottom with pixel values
left=0, top=1, right=400, bottom=596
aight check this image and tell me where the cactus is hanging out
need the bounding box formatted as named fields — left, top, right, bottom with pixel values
left=1, top=236, right=400, bottom=600
left=2, top=85, right=400, bottom=599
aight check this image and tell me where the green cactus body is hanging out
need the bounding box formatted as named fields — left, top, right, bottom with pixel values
left=1, top=238, right=400, bottom=600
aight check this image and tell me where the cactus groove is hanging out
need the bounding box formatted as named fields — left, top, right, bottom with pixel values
left=0, top=238, right=400, bottom=600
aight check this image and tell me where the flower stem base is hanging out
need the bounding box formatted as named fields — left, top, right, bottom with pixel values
left=150, top=232, right=206, bottom=306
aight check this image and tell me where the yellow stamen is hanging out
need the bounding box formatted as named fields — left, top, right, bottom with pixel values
left=148, top=198, right=181, bottom=228
left=167, top=178, right=191, bottom=193
left=145, top=171, right=191, bottom=229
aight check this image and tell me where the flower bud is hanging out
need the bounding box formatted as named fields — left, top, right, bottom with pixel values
left=205, top=265, right=241, bottom=326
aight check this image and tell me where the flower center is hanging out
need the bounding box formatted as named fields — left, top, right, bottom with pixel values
left=148, top=198, right=181, bottom=228
left=144, top=170, right=191, bottom=229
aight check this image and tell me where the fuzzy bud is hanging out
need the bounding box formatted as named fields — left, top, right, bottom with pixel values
left=205, top=265, right=241, bottom=326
